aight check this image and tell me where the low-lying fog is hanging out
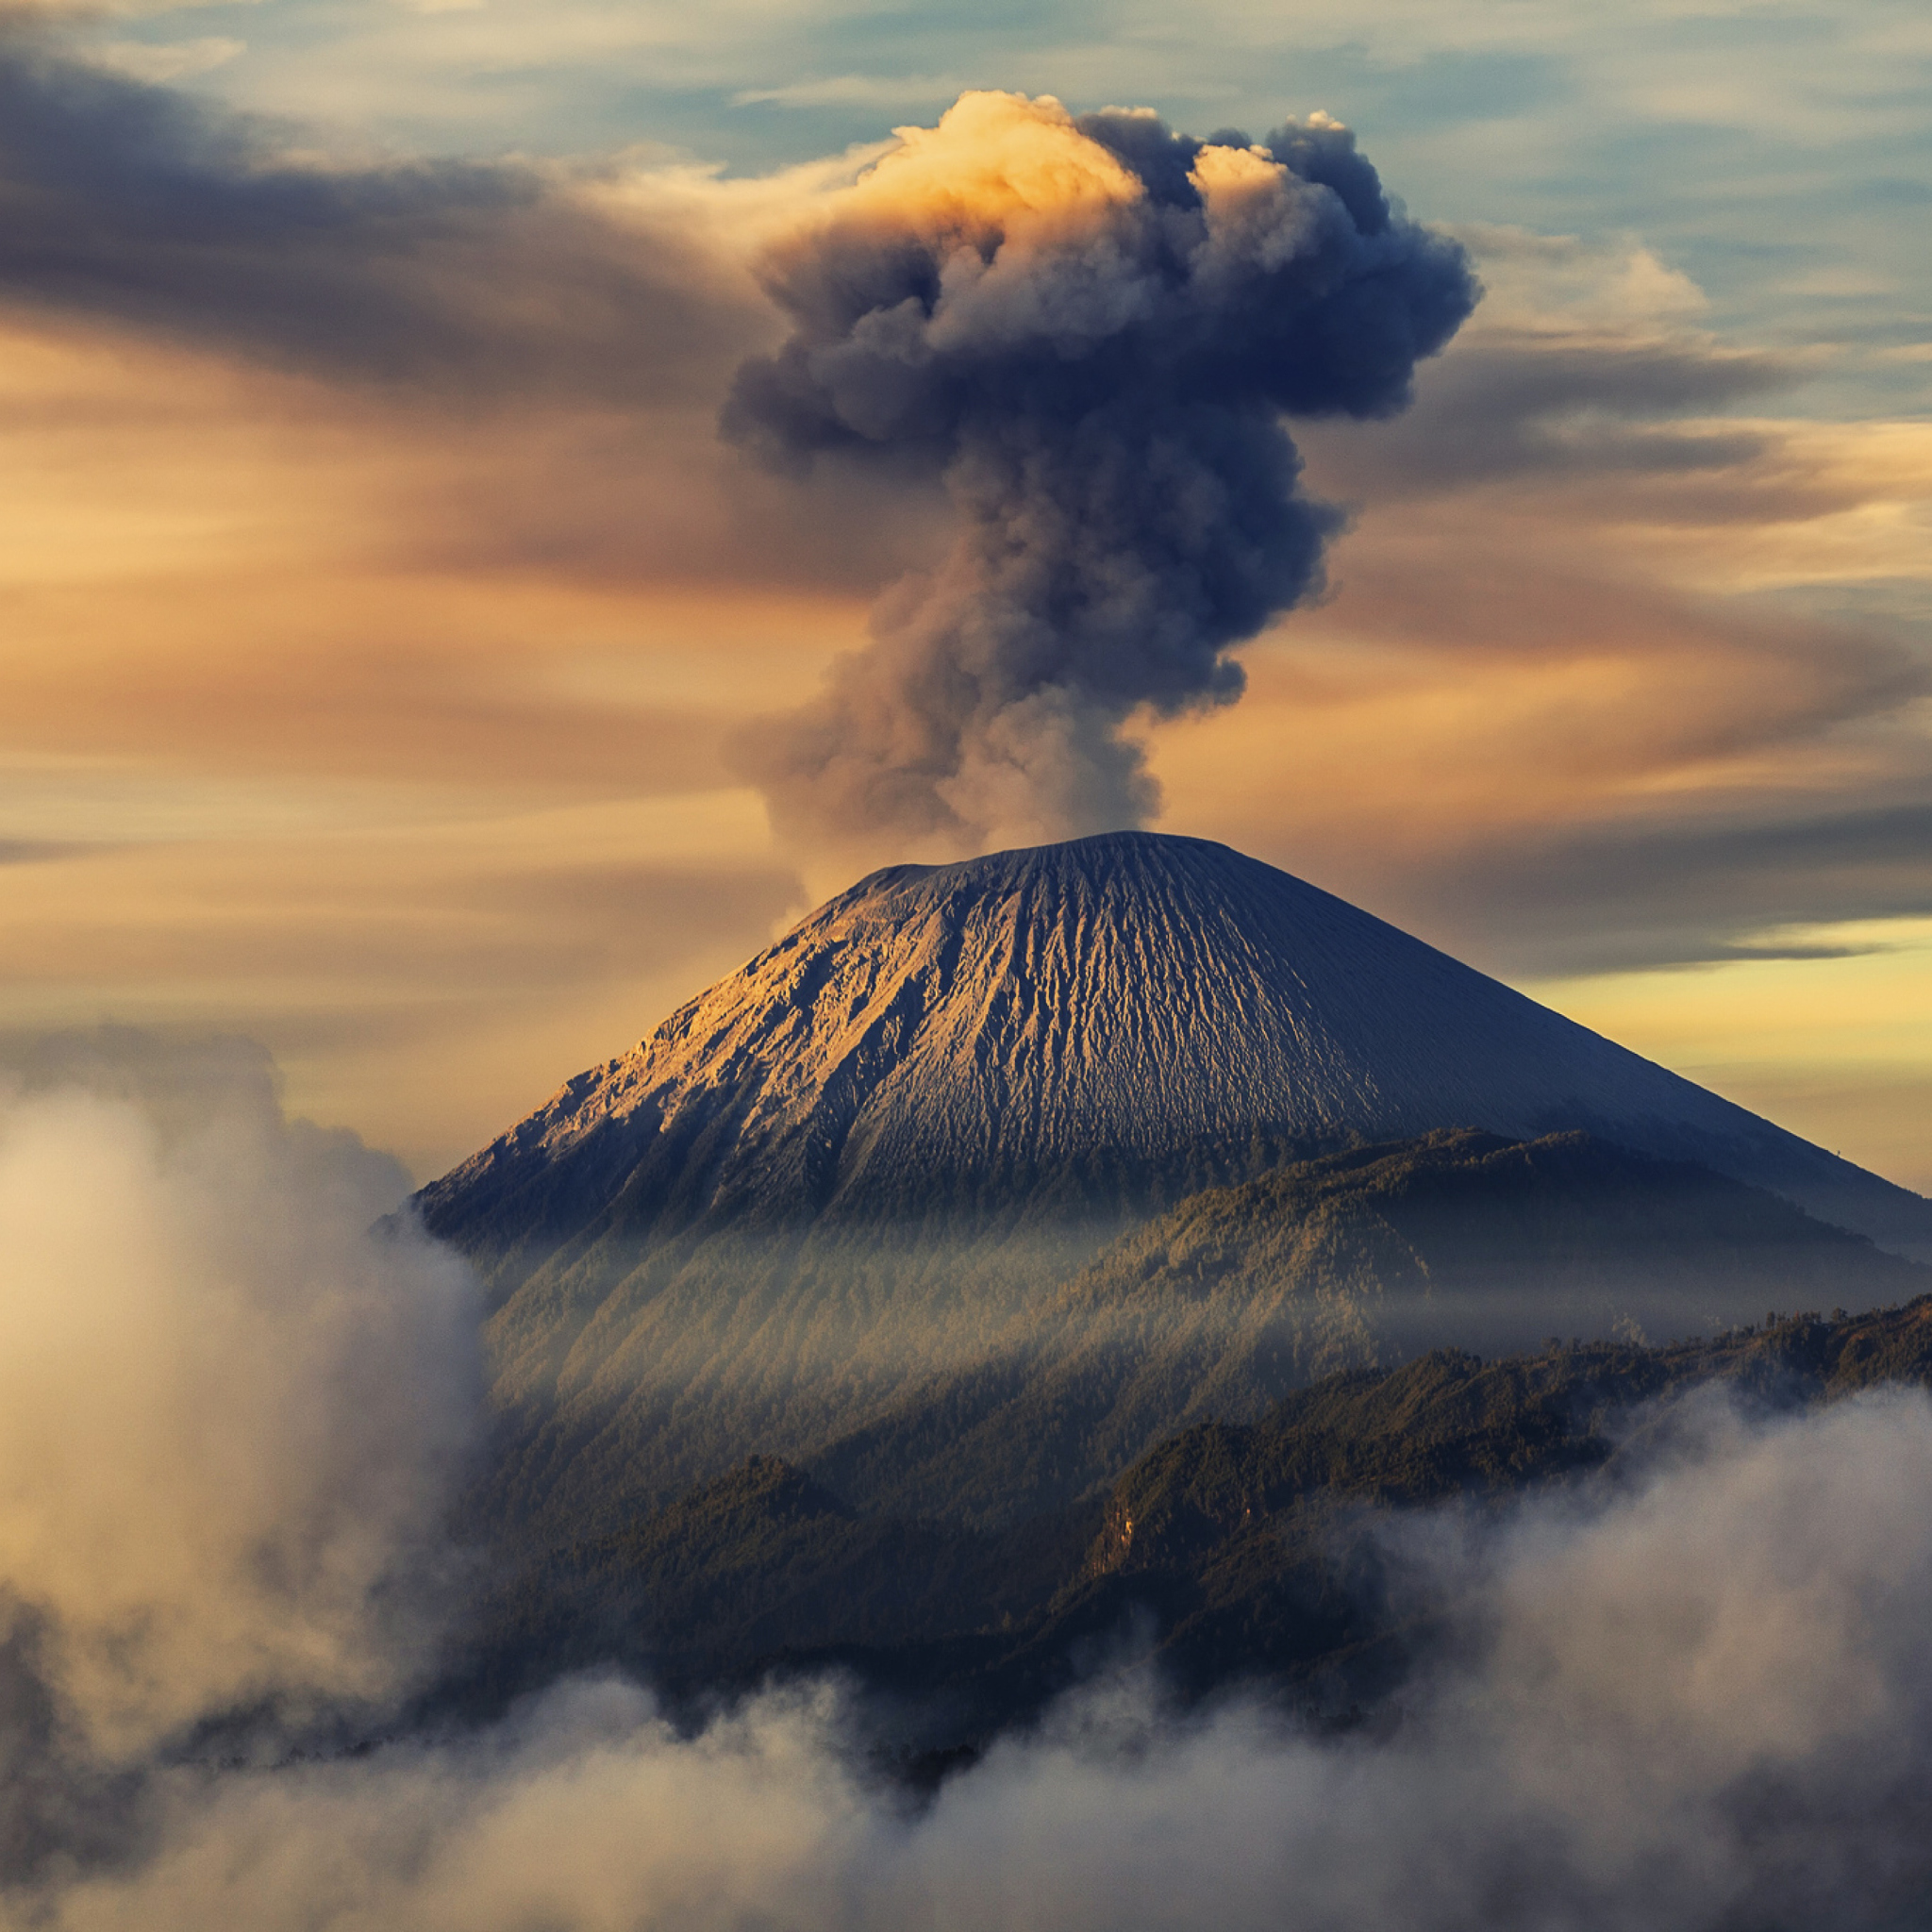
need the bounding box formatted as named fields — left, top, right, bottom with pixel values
left=3, top=1036, right=1929, bottom=1931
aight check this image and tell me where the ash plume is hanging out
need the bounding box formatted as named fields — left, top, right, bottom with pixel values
left=724, top=91, right=1477, bottom=856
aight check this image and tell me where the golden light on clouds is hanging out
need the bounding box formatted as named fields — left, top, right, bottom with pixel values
left=1530, top=919, right=1932, bottom=1193
left=0, top=311, right=851, bottom=1170
left=0, top=70, right=1926, bottom=1187
left=838, top=89, right=1142, bottom=233
left=2, top=25, right=1932, bottom=1928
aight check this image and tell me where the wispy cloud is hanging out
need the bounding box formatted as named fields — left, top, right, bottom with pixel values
left=0, top=0, right=258, bottom=16
left=0, top=44, right=770, bottom=397
left=89, top=33, right=243, bottom=82
left=731, top=72, right=958, bottom=108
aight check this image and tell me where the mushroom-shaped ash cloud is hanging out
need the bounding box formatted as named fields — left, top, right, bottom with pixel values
left=725, top=91, right=1478, bottom=856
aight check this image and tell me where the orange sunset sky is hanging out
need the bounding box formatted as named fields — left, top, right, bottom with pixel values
left=3, top=0, right=1929, bottom=1188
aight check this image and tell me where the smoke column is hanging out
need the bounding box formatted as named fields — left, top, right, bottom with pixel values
left=724, top=91, right=1477, bottom=855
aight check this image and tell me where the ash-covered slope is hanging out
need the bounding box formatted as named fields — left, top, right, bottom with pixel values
left=418, top=831, right=1931, bottom=1532
left=424, top=831, right=1925, bottom=1264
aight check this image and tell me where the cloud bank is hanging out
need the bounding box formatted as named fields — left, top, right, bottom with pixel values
left=724, top=91, right=1477, bottom=856
left=0, top=37, right=758, bottom=399
left=8, top=1375, right=1932, bottom=1927
left=0, top=1031, right=480, bottom=1799
left=3, top=1039, right=1932, bottom=1927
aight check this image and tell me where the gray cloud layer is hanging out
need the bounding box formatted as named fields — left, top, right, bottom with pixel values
left=1433, top=800, right=1932, bottom=977
left=0, top=1032, right=481, bottom=1880
left=9, top=1375, right=1932, bottom=1927
left=724, top=93, right=1477, bottom=854
left=0, top=37, right=756, bottom=399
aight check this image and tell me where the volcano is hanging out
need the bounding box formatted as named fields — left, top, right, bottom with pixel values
left=424, top=831, right=1925, bottom=1255
left=418, top=832, right=1932, bottom=1529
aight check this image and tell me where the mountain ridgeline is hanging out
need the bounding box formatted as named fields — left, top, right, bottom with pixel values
left=450, top=1294, right=1932, bottom=1757
left=805, top=1127, right=1928, bottom=1525
left=418, top=832, right=1932, bottom=1539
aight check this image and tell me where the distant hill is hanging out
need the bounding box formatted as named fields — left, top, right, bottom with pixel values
left=462, top=1455, right=1093, bottom=1713
left=806, top=1129, right=1930, bottom=1524
left=414, top=832, right=1932, bottom=1537
left=444, top=1292, right=1932, bottom=1768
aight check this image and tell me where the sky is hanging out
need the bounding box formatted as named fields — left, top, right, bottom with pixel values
left=2, top=0, right=1929, bottom=1187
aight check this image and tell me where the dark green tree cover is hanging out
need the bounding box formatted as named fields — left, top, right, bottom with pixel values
left=443, top=1290, right=1932, bottom=1766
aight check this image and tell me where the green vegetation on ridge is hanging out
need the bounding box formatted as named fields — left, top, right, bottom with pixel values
left=446, top=1289, right=1932, bottom=1757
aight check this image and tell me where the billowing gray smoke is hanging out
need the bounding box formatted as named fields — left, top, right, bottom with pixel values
left=724, top=91, right=1477, bottom=853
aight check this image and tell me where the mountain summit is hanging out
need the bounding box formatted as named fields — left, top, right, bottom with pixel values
left=418, top=833, right=1931, bottom=1529
left=424, top=831, right=1924, bottom=1261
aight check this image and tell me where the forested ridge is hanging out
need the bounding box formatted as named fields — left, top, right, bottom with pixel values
left=441, top=1290, right=1932, bottom=1768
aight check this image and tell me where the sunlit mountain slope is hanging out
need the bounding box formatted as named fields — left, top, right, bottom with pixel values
left=417, top=832, right=1932, bottom=1532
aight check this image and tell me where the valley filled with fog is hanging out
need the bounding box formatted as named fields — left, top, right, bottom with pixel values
left=5, top=1036, right=1932, bottom=1931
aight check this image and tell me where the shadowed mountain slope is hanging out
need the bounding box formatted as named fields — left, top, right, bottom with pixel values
left=415, top=832, right=1932, bottom=1534
left=443, top=1295, right=1932, bottom=1764
left=805, top=1129, right=1931, bottom=1524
